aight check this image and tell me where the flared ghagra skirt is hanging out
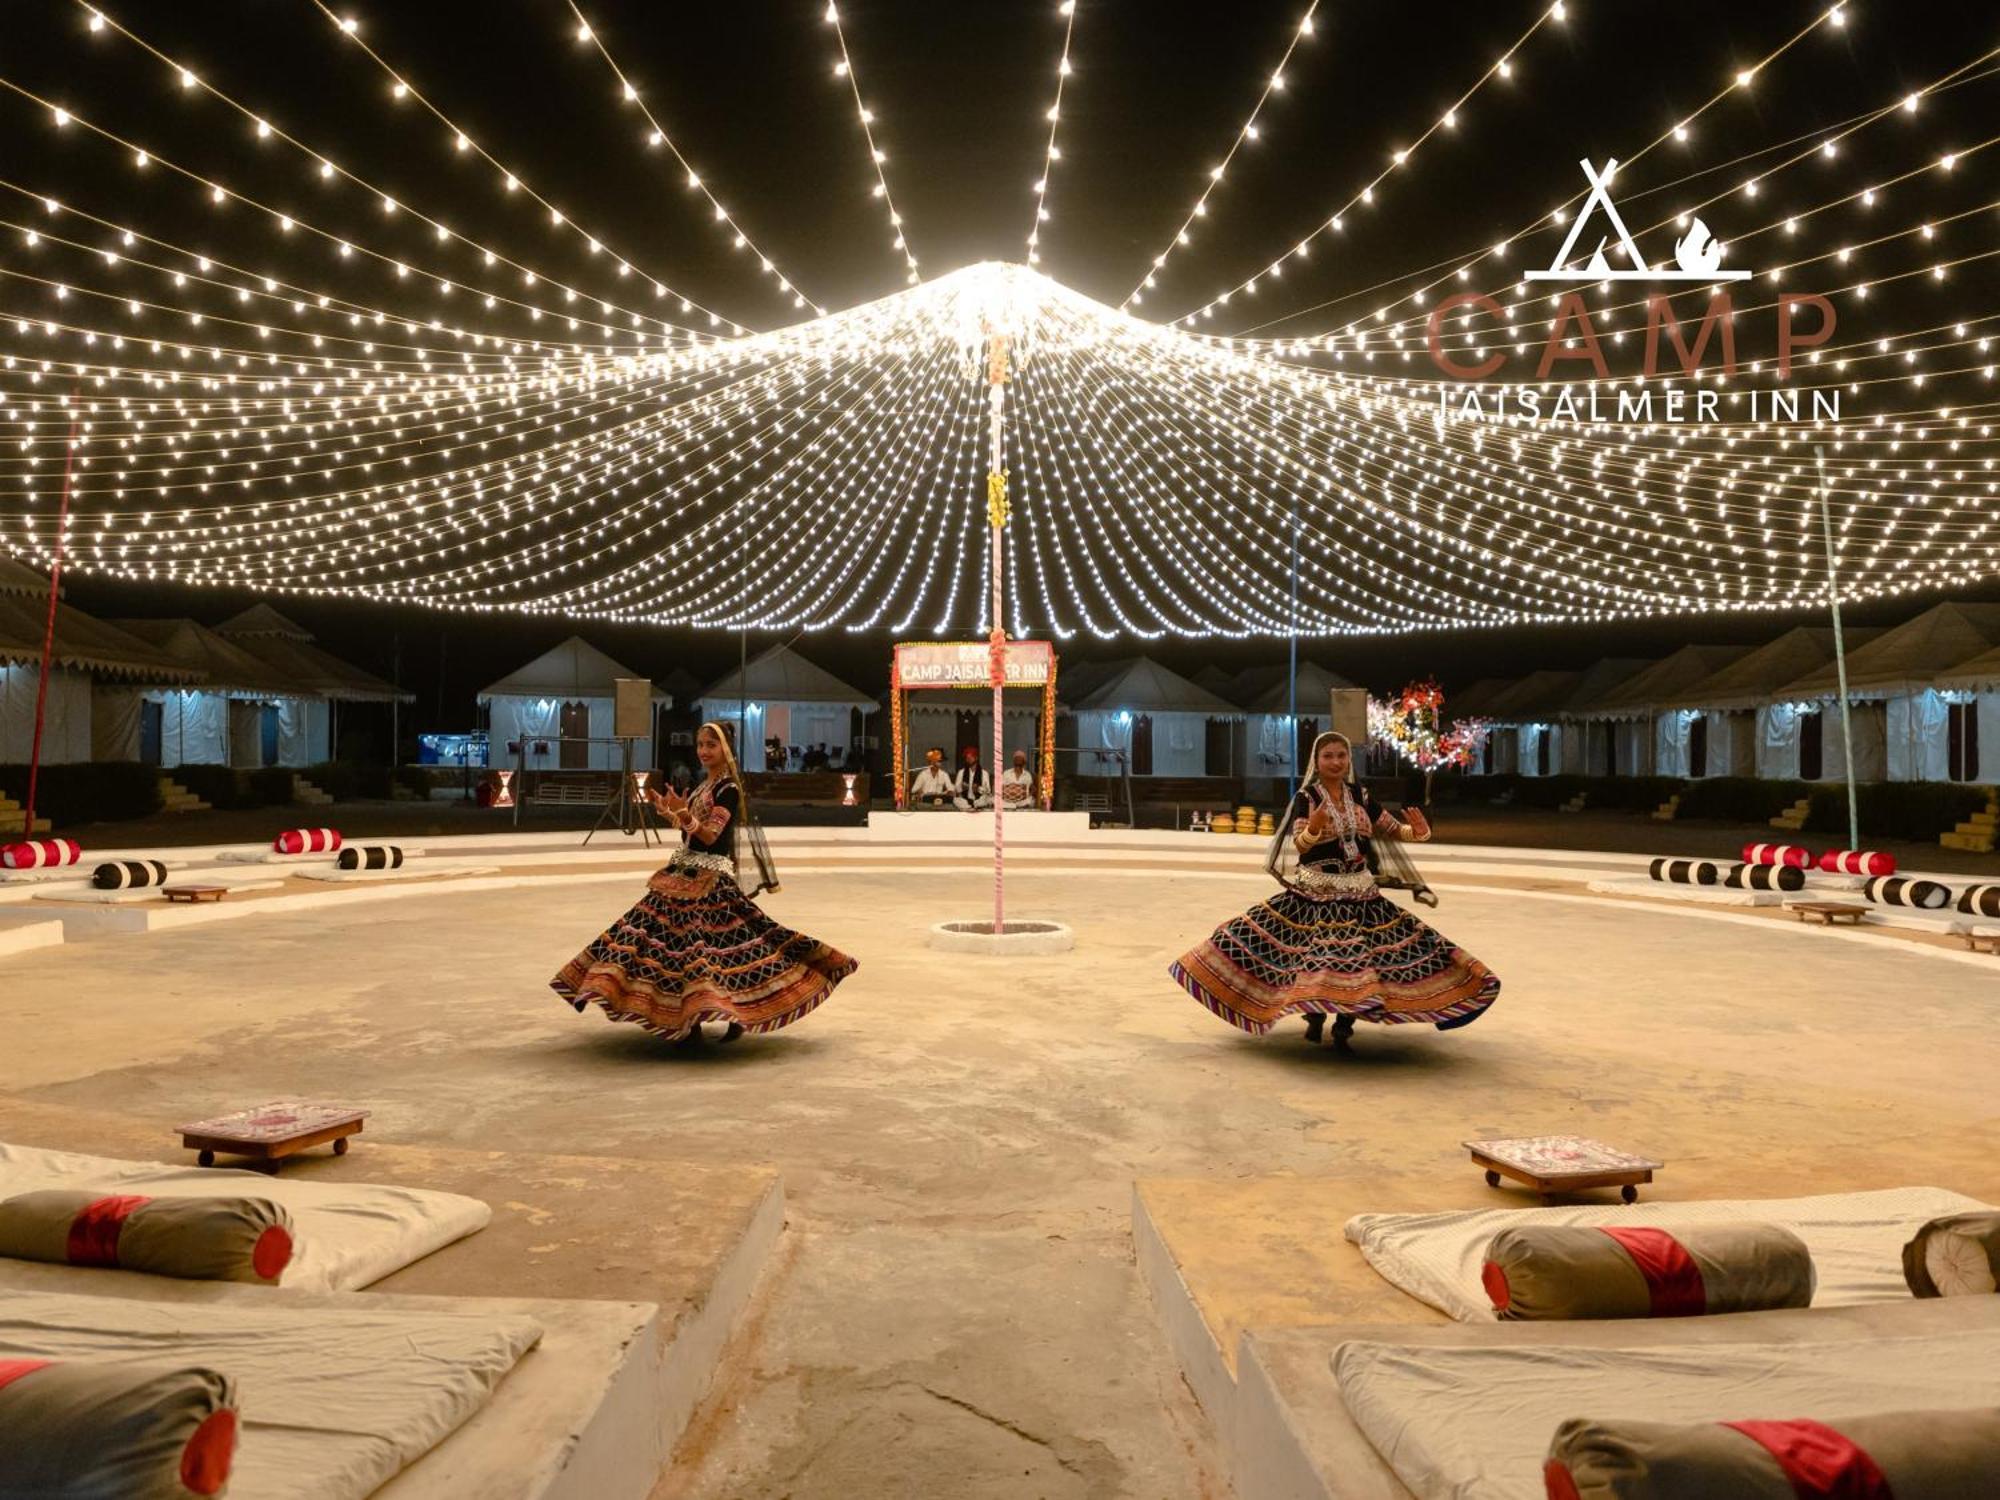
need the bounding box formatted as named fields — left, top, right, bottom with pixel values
left=1170, top=887, right=1498, bottom=1035
left=552, top=862, right=855, bottom=1039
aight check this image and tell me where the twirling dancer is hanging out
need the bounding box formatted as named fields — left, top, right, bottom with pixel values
left=552, top=722, right=856, bottom=1043
left=1169, top=731, right=1499, bottom=1050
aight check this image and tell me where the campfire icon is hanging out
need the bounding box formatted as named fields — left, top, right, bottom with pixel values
left=1526, top=159, right=1751, bottom=283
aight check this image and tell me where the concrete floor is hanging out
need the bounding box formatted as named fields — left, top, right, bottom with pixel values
left=2, top=868, right=1995, bottom=1497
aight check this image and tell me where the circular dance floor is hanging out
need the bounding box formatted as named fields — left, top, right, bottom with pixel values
left=5, top=867, right=1994, bottom=1497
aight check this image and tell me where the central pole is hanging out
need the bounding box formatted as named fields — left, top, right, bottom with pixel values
left=24, top=399, right=83, bottom=836
left=986, top=332, right=1009, bottom=936
left=1814, top=448, right=1859, bottom=851
left=1288, top=486, right=1300, bottom=784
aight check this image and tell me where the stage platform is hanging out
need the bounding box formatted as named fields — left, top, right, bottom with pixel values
left=0, top=1097, right=785, bottom=1499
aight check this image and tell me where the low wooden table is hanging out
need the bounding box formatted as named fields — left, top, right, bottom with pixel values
left=178, top=1101, right=369, bottom=1169
left=1963, top=927, right=2000, bottom=954
left=1787, top=901, right=1871, bottom=926
left=1466, top=1135, right=1663, bottom=1205
left=162, top=885, right=228, bottom=904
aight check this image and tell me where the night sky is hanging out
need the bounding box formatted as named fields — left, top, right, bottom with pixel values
left=5, top=1, right=1997, bottom=731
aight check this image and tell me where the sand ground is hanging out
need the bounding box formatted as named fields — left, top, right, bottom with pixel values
left=2, top=868, right=1994, bottom=1497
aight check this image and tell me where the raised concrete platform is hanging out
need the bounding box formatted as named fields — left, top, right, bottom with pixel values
left=0, top=910, right=63, bottom=958
left=1238, top=1296, right=2000, bottom=1500
left=0, top=1098, right=785, bottom=1496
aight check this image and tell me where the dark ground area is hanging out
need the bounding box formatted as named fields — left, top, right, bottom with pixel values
left=46, top=799, right=2000, bottom=876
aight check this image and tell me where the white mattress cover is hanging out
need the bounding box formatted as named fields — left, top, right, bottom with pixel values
left=1333, top=1325, right=2000, bottom=1500
left=0, top=1142, right=491, bottom=1292
left=299, top=864, right=498, bottom=884
left=1344, top=1186, right=1990, bottom=1322
left=0, top=1288, right=540, bottom=1500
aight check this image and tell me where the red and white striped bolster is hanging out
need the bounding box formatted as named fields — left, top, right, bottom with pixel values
left=1741, top=842, right=1810, bottom=868
left=273, top=827, right=341, bottom=855
left=1818, top=848, right=1896, bottom=876
left=0, top=838, right=83, bottom=869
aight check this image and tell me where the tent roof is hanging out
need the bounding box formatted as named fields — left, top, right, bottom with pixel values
left=0, top=594, right=197, bottom=682
left=113, top=619, right=298, bottom=695
left=658, top=665, right=703, bottom=702
left=1482, top=669, right=1583, bottom=722
left=1233, top=660, right=1360, bottom=714
left=1571, top=645, right=1752, bottom=717
left=1655, top=627, right=1880, bottom=709
left=696, top=642, right=875, bottom=710
left=0, top=555, right=59, bottom=599
left=1774, top=603, right=2000, bottom=699
left=1066, top=656, right=1240, bottom=715
left=1936, top=643, right=2000, bottom=690
left=1190, top=665, right=1242, bottom=706
left=1444, top=676, right=1514, bottom=720
left=1555, top=658, right=1656, bottom=715
left=479, top=636, right=666, bottom=703
left=223, top=631, right=409, bottom=703
left=214, top=603, right=315, bottom=640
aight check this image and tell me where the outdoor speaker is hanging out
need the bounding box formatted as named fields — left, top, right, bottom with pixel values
left=1329, top=687, right=1369, bottom=750
left=613, top=677, right=652, bottom=740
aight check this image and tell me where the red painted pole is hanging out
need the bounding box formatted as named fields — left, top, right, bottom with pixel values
left=24, top=402, right=83, bottom=835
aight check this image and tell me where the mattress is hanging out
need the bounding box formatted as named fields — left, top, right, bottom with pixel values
left=0, top=1143, right=490, bottom=1292
left=1344, top=1186, right=1990, bottom=1322
left=0, top=1289, right=541, bottom=1500
left=298, top=864, right=500, bottom=884
left=1333, top=1323, right=2000, bottom=1500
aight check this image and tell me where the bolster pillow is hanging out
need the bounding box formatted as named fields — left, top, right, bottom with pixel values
left=1864, top=875, right=1950, bottom=910
left=1647, top=858, right=1722, bottom=886
left=273, top=827, right=341, bottom=855
left=1482, top=1222, right=1814, bottom=1321
left=0, top=1360, right=239, bottom=1499
left=0, top=1190, right=295, bottom=1284
left=1545, top=1408, right=2000, bottom=1500
left=1723, top=862, right=1804, bottom=892
left=1741, top=843, right=1810, bottom=869
left=1903, top=1211, right=2000, bottom=1298
left=92, top=859, right=170, bottom=891
left=1, top=837, right=83, bottom=870
left=335, top=844, right=404, bottom=871
left=1819, top=848, right=1897, bottom=876
left=1954, top=883, right=2000, bottom=919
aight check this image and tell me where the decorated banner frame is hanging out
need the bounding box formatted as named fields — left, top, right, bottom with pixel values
left=890, top=640, right=1058, bottom=809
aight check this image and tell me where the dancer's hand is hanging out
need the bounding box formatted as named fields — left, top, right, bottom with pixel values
left=656, top=786, right=689, bottom=819
left=1304, top=798, right=1332, bottom=838
left=1405, top=806, right=1432, bottom=842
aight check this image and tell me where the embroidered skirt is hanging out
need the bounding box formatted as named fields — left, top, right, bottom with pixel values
left=552, top=859, right=856, bottom=1039
left=1169, top=885, right=1499, bottom=1035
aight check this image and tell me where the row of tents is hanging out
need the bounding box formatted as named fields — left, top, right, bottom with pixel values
left=480, top=635, right=1354, bottom=779
left=0, top=558, right=405, bottom=770
left=1454, top=603, right=2000, bottom=784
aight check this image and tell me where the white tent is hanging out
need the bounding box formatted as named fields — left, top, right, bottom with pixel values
left=1772, top=604, right=2000, bottom=783
left=479, top=637, right=667, bottom=773
left=694, top=644, right=876, bottom=772
left=1561, top=645, right=1752, bottom=778
left=1231, top=661, right=1358, bottom=783
left=0, top=557, right=193, bottom=766
left=1935, top=645, right=2000, bottom=782
left=1064, top=657, right=1241, bottom=778
left=107, top=619, right=315, bottom=768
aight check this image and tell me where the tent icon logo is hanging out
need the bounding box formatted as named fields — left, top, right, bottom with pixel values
left=1525, top=158, right=1752, bottom=283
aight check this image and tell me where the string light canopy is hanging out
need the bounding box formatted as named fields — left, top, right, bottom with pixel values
left=0, top=4, right=1994, bottom=641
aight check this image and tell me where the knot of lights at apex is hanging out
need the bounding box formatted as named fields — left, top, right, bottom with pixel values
left=1, top=1, right=1995, bottom=640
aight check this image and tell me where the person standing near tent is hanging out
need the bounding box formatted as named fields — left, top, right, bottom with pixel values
left=1168, top=731, right=1498, bottom=1049
left=552, top=721, right=856, bottom=1043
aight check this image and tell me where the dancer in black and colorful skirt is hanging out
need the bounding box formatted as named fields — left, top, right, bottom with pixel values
left=552, top=721, right=855, bottom=1042
left=1169, top=731, right=1498, bottom=1049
